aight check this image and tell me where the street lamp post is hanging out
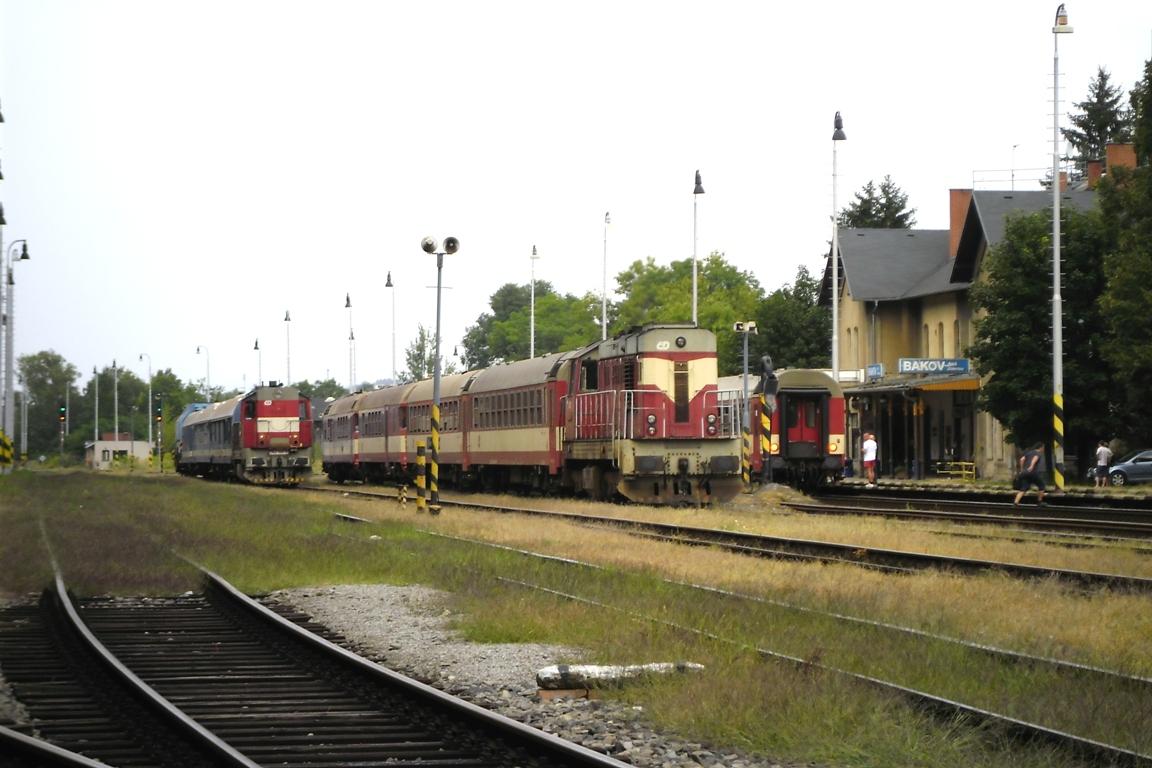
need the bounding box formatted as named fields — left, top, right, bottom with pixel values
left=112, top=359, right=119, bottom=458
left=735, top=321, right=758, bottom=488
left=284, top=311, right=292, bottom=385
left=3, top=240, right=29, bottom=445
left=602, top=212, right=610, bottom=341
left=529, top=245, right=539, bottom=358
left=420, top=235, right=460, bottom=515
left=92, top=366, right=99, bottom=444
left=385, top=272, right=396, bottom=383
left=832, top=112, right=846, bottom=383
left=1051, top=4, right=1073, bottom=491
left=692, top=171, right=704, bottom=327
left=345, top=293, right=355, bottom=391
left=139, top=353, right=152, bottom=462
left=196, top=346, right=210, bottom=401
left=253, top=338, right=261, bottom=386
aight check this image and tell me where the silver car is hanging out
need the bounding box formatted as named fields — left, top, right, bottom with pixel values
left=1107, top=449, right=1152, bottom=486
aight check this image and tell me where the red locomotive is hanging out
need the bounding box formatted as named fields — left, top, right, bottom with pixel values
left=721, top=366, right=846, bottom=486
left=175, top=382, right=313, bottom=485
left=321, top=324, right=744, bottom=504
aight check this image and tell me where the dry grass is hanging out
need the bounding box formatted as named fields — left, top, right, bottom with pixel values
left=2, top=471, right=1148, bottom=766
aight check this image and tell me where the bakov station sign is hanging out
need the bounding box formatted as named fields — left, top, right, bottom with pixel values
left=897, top=358, right=971, bottom=374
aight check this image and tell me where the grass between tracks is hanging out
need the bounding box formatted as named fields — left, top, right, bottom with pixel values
left=2, top=469, right=1150, bottom=768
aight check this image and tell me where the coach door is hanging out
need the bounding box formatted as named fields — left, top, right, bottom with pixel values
left=784, top=393, right=821, bottom=458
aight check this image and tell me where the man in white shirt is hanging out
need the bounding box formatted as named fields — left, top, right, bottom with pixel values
left=1095, top=440, right=1114, bottom=488
left=862, top=432, right=878, bottom=487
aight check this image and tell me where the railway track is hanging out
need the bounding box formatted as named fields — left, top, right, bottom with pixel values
left=310, top=484, right=1152, bottom=592
left=0, top=565, right=626, bottom=768
left=802, top=492, right=1152, bottom=538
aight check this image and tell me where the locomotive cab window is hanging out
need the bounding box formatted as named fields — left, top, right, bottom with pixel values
left=244, top=400, right=256, bottom=419
left=582, top=360, right=599, bottom=391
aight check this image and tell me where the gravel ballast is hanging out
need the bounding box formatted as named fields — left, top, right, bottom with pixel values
left=268, top=584, right=791, bottom=768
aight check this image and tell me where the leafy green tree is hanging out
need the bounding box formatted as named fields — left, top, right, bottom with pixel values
left=1131, top=58, right=1152, bottom=165
left=754, top=265, right=830, bottom=369
left=16, top=350, right=80, bottom=456
left=401, top=324, right=458, bottom=383
left=837, top=176, right=917, bottom=228
left=1098, top=162, right=1152, bottom=443
left=461, top=282, right=602, bottom=368
left=968, top=209, right=1116, bottom=461
left=1062, top=67, right=1132, bottom=177
left=613, top=252, right=763, bottom=374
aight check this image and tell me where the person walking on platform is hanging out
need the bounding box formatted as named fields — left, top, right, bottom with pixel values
left=1013, top=442, right=1046, bottom=506
left=862, top=432, right=878, bottom=488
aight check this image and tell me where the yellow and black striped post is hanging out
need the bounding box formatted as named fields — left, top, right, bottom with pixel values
left=759, top=393, right=772, bottom=483
left=429, top=406, right=441, bottom=515
left=1053, top=393, right=1065, bottom=490
left=415, top=444, right=426, bottom=513
left=741, top=425, right=752, bottom=488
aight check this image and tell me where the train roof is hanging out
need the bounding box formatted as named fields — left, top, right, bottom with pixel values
left=593, top=324, right=716, bottom=358
left=356, top=381, right=420, bottom=410
left=181, top=394, right=244, bottom=427
left=406, top=370, right=481, bottom=402
left=467, top=352, right=569, bottom=393
left=718, top=368, right=844, bottom=397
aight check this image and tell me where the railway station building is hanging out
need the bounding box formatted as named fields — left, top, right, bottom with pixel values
left=823, top=146, right=1135, bottom=481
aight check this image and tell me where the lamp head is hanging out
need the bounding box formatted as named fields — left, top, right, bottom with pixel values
left=19, top=242, right=28, bottom=260
left=254, top=338, right=259, bottom=351
left=421, top=236, right=438, bottom=254
left=693, top=170, right=704, bottom=195
left=345, top=293, right=351, bottom=309
left=385, top=271, right=393, bottom=288
left=833, top=111, right=846, bottom=141
left=0, top=202, right=5, bottom=226
left=1053, top=3, right=1072, bottom=32
left=532, top=245, right=537, bottom=257
left=284, top=311, right=291, bottom=322
left=443, top=236, right=460, bottom=254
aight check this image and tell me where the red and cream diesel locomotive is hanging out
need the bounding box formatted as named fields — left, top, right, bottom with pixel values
left=175, top=382, right=313, bottom=485
left=321, top=324, right=744, bottom=504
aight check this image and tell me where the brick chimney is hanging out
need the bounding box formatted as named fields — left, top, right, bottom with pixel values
left=1105, top=142, right=1137, bottom=172
left=948, top=189, right=972, bottom=258
left=1086, top=159, right=1103, bottom=189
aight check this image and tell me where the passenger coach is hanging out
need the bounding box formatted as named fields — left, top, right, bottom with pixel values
left=321, top=324, right=744, bottom=504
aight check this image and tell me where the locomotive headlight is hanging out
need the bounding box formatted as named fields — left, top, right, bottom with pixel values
left=707, top=425, right=716, bottom=435
left=707, top=414, right=716, bottom=425
left=647, top=426, right=657, bottom=435
left=675, top=336, right=687, bottom=348
left=647, top=414, right=657, bottom=425
left=829, top=440, right=839, bottom=452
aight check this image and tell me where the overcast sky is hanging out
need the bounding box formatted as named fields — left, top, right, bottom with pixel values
left=2, top=1, right=1150, bottom=396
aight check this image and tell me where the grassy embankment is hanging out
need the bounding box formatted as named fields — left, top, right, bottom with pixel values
left=1, top=469, right=1148, bottom=768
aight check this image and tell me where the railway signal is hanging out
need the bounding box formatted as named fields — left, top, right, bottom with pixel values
left=57, top=402, right=66, bottom=423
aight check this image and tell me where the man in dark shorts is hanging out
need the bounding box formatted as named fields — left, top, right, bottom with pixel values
left=1013, top=442, right=1046, bottom=506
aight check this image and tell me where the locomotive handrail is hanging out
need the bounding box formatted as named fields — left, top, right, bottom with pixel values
left=703, top=388, right=743, bottom=439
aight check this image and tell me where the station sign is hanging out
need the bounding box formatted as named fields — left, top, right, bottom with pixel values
left=865, top=363, right=884, bottom=380
left=897, top=358, right=971, bottom=374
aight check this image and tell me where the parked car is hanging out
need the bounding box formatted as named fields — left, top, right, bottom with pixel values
left=1106, top=449, right=1152, bottom=486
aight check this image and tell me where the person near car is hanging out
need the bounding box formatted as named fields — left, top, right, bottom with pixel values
left=1095, top=440, right=1114, bottom=488
left=1013, top=442, right=1046, bottom=506
left=862, top=432, right=878, bottom=487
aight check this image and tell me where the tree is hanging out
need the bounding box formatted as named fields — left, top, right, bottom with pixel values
left=1062, top=67, right=1132, bottom=177
left=1098, top=164, right=1152, bottom=443
left=968, top=209, right=1116, bottom=461
left=460, top=282, right=601, bottom=368
left=15, top=350, right=80, bottom=456
left=837, top=176, right=917, bottom=228
left=613, top=252, right=763, bottom=374
left=754, top=265, right=830, bottom=369
left=1131, top=58, right=1152, bottom=165
left=401, top=324, right=458, bottom=383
